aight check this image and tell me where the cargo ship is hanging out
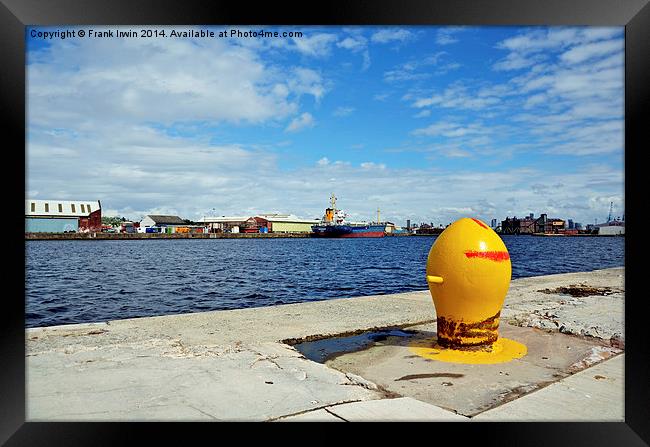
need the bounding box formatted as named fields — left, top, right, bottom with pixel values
left=311, top=194, right=386, bottom=238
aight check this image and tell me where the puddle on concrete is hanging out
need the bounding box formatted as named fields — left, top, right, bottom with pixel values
left=291, top=328, right=418, bottom=363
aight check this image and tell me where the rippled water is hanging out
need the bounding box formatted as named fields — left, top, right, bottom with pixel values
left=25, top=236, right=624, bottom=328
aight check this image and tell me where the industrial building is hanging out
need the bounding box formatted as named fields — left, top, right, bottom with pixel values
left=501, top=213, right=565, bottom=234
left=598, top=224, right=625, bottom=235
left=256, top=214, right=320, bottom=233
left=500, top=213, right=536, bottom=234
left=199, top=214, right=319, bottom=234
left=140, top=215, right=190, bottom=233
left=595, top=218, right=625, bottom=236
left=534, top=214, right=566, bottom=234
left=198, top=216, right=250, bottom=233
left=25, top=199, right=101, bottom=233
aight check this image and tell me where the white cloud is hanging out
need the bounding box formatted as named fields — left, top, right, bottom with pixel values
left=411, top=121, right=488, bottom=138
left=435, top=27, right=465, bottom=45
left=291, top=33, right=338, bottom=57
left=287, top=67, right=326, bottom=101
left=27, top=33, right=328, bottom=129
left=435, top=62, right=461, bottom=74
left=493, top=27, right=623, bottom=72
left=443, top=148, right=471, bottom=158
left=523, top=93, right=547, bottom=109
left=337, top=35, right=367, bottom=52
left=486, top=26, right=624, bottom=159
left=335, top=32, right=371, bottom=70
left=26, top=116, right=622, bottom=225
left=360, top=162, right=386, bottom=170
left=285, top=112, right=315, bottom=132
left=541, top=120, right=624, bottom=156
left=333, top=106, right=355, bottom=117
left=383, top=51, right=452, bottom=81
left=384, top=70, right=430, bottom=82
left=493, top=52, right=544, bottom=71
left=410, top=84, right=501, bottom=110
left=560, top=38, right=624, bottom=64
left=362, top=50, right=371, bottom=71
left=497, top=27, right=621, bottom=54
left=371, top=28, right=414, bottom=44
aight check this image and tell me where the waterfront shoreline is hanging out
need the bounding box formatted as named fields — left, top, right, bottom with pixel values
left=26, top=267, right=624, bottom=421
left=25, top=231, right=311, bottom=240
left=25, top=231, right=620, bottom=240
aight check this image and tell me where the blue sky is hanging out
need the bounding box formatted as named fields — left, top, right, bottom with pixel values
left=26, top=26, right=624, bottom=226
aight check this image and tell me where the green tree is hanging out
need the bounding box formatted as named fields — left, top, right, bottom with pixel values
left=101, top=216, right=125, bottom=226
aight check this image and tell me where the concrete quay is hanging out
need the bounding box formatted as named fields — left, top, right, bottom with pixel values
left=26, top=267, right=624, bottom=421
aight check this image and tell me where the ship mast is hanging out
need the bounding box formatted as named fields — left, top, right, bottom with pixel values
left=377, top=207, right=380, bottom=224
left=330, top=193, right=337, bottom=215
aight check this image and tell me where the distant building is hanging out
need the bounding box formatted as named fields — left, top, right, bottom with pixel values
left=568, top=219, right=574, bottom=230
left=121, top=221, right=140, bottom=234
left=534, top=214, right=565, bottom=234
left=199, top=216, right=249, bottom=233
left=255, top=214, right=320, bottom=233
left=25, top=199, right=101, bottom=233
left=140, top=215, right=188, bottom=233
left=198, top=214, right=319, bottom=233
left=500, top=215, right=536, bottom=234
left=595, top=219, right=625, bottom=236
left=501, top=213, right=567, bottom=234
left=490, top=218, right=497, bottom=228
left=414, top=223, right=443, bottom=235
left=598, top=225, right=625, bottom=235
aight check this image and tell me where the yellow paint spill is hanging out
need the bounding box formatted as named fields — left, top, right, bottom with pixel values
left=408, top=337, right=527, bottom=364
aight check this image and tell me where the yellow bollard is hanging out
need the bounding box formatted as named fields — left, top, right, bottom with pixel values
left=409, top=217, right=527, bottom=364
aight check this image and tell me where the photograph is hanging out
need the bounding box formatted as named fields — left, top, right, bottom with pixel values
left=22, top=23, right=628, bottom=424
left=4, top=0, right=649, bottom=440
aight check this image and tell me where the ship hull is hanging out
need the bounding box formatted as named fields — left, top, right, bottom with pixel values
left=311, top=224, right=386, bottom=238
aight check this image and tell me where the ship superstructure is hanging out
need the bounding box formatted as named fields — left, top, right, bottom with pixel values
left=311, top=194, right=386, bottom=238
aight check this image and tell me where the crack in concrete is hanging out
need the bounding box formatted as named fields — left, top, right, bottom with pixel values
left=186, top=404, right=220, bottom=420
left=324, top=407, right=348, bottom=421
left=250, top=353, right=284, bottom=370
left=267, top=399, right=364, bottom=421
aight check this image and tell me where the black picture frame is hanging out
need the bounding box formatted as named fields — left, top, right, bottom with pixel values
left=2, top=0, right=647, bottom=444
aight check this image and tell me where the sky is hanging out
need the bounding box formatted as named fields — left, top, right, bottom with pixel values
left=26, top=25, right=625, bottom=226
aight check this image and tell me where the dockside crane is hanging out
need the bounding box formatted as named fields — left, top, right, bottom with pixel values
left=607, top=201, right=613, bottom=223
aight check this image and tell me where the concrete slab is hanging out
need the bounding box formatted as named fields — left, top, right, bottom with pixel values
left=27, top=342, right=383, bottom=421
left=323, top=322, right=621, bottom=417
left=501, top=268, right=624, bottom=347
left=326, top=397, right=468, bottom=422
left=473, top=354, right=624, bottom=421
